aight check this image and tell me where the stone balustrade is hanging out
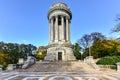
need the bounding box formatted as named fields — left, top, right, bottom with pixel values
left=22, top=56, right=36, bottom=69
left=116, top=62, right=120, bottom=72
left=84, top=56, right=99, bottom=70
left=0, top=65, right=2, bottom=73
left=7, top=64, right=16, bottom=71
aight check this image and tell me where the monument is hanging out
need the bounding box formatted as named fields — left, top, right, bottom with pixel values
left=45, top=2, right=76, bottom=61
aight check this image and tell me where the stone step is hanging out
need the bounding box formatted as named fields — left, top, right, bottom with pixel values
left=17, top=61, right=97, bottom=72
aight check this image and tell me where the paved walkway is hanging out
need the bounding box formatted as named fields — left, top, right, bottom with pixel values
left=1, top=61, right=120, bottom=80
left=0, top=71, right=120, bottom=80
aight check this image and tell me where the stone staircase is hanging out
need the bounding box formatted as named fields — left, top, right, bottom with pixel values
left=17, top=61, right=98, bottom=73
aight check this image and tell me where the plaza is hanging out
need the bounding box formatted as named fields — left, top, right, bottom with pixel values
left=0, top=61, right=120, bottom=80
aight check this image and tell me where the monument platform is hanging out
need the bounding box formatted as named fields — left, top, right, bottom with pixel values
left=1, top=61, right=120, bottom=80
left=16, top=61, right=97, bottom=73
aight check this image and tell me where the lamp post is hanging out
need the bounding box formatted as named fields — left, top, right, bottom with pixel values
left=79, top=51, right=83, bottom=61
left=89, top=42, right=93, bottom=64
left=89, top=46, right=91, bottom=57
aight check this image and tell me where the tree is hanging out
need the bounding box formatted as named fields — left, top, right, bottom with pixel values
left=90, top=32, right=105, bottom=41
left=77, top=32, right=105, bottom=57
left=0, top=41, right=37, bottom=69
left=34, top=46, right=47, bottom=60
left=112, top=15, right=120, bottom=33
left=88, top=39, right=120, bottom=58
left=77, top=34, right=92, bottom=51
left=19, top=44, right=37, bottom=58
left=73, top=43, right=81, bottom=60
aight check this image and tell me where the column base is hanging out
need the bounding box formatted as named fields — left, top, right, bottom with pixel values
left=61, top=40, right=66, bottom=42
left=54, top=40, right=58, bottom=42
left=49, top=40, right=53, bottom=43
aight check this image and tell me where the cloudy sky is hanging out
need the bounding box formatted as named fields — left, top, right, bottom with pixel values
left=0, top=0, right=120, bottom=47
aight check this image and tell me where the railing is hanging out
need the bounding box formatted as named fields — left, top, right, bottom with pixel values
left=98, top=65, right=116, bottom=70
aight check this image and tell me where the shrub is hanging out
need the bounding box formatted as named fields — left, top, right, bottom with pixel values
left=96, top=56, right=120, bottom=65
left=110, top=65, right=117, bottom=69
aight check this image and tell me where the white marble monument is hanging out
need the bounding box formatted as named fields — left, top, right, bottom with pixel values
left=45, top=2, right=76, bottom=61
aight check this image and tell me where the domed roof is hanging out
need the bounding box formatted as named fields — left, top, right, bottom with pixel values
left=48, top=2, right=72, bottom=20
left=50, top=2, right=68, bottom=9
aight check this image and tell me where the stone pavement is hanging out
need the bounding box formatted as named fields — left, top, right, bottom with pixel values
left=0, top=61, right=120, bottom=80
left=0, top=71, right=120, bottom=80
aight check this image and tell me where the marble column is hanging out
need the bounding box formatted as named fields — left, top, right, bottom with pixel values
left=68, top=20, right=70, bottom=41
left=49, top=19, right=51, bottom=43
left=55, top=16, right=58, bottom=42
left=61, top=16, right=65, bottom=41
left=50, top=18, right=53, bottom=42
left=66, top=17, right=69, bottom=41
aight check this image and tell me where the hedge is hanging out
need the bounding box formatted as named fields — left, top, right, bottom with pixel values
left=96, top=56, right=120, bottom=65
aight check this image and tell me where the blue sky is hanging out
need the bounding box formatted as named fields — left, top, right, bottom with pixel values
left=0, top=0, right=120, bottom=47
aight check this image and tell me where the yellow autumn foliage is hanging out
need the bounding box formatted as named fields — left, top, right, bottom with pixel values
left=34, top=46, right=47, bottom=60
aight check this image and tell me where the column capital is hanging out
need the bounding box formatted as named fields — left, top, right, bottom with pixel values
left=55, top=15, right=58, bottom=18
left=66, top=17, right=71, bottom=23
left=61, top=15, right=64, bottom=18
left=51, top=18, right=53, bottom=22
left=65, top=16, right=68, bottom=19
left=49, top=17, right=54, bottom=23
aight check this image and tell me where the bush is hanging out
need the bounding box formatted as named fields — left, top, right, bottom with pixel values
left=96, top=56, right=120, bottom=65
left=110, top=65, right=117, bottom=69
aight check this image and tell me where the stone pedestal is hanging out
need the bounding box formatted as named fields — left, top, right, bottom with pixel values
left=22, top=56, right=36, bottom=69
left=18, top=58, right=24, bottom=65
left=84, top=56, right=94, bottom=64
left=45, top=43, right=76, bottom=61
left=27, top=56, right=36, bottom=64
left=116, top=62, right=120, bottom=72
left=0, top=65, right=2, bottom=73
left=7, top=64, right=16, bottom=71
left=89, top=56, right=94, bottom=64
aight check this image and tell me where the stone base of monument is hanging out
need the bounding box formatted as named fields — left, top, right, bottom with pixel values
left=17, top=61, right=98, bottom=73
left=0, top=66, right=2, bottom=73
left=45, top=43, right=76, bottom=61
left=2, top=61, right=120, bottom=80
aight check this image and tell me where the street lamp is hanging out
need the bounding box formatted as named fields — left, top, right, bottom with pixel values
left=89, top=42, right=93, bottom=64
left=89, top=46, right=91, bottom=57
left=79, top=51, right=83, bottom=60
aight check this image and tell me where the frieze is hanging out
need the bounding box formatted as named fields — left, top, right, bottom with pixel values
left=47, top=43, right=72, bottom=48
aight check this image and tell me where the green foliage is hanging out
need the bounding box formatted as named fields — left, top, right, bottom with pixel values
left=96, top=56, right=120, bottom=65
left=34, top=52, right=46, bottom=60
left=0, top=41, right=37, bottom=69
left=111, top=15, right=120, bottom=33
left=110, top=65, right=117, bottom=70
left=82, top=38, right=120, bottom=59
left=82, top=48, right=89, bottom=58
left=73, top=43, right=81, bottom=60
left=77, top=32, right=105, bottom=59
left=77, top=32, right=105, bottom=51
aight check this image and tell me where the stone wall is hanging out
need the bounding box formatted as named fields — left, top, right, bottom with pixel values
left=45, top=46, right=75, bottom=61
